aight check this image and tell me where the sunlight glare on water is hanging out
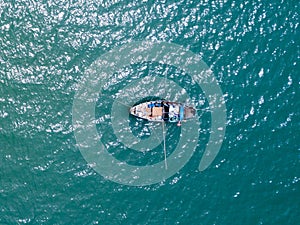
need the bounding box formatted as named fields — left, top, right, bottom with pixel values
left=0, top=0, right=299, bottom=224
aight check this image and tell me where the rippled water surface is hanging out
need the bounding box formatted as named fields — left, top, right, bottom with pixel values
left=0, top=0, right=299, bottom=224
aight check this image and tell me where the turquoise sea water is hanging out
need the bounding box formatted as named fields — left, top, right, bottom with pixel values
left=0, top=0, right=299, bottom=224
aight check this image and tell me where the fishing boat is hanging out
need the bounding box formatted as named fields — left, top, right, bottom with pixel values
left=129, top=100, right=196, bottom=169
left=129, top=100, right=196, bottom=126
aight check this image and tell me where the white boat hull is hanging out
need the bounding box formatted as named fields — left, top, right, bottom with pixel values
left=129, top=100, right=196, bottom=123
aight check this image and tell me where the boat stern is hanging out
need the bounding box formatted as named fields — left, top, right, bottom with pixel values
left=184, top=106, right=196, bottom=120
